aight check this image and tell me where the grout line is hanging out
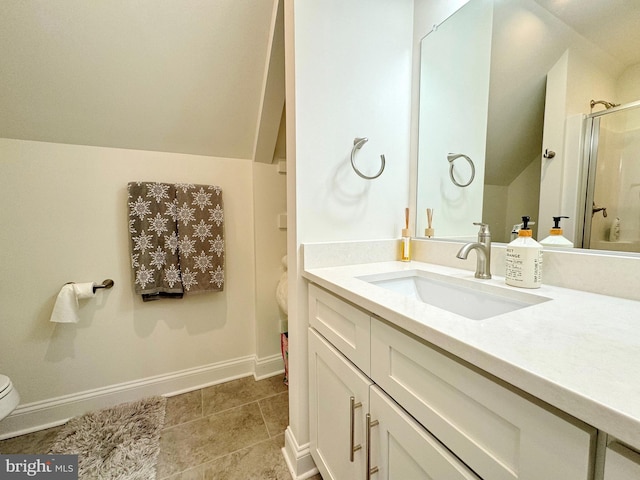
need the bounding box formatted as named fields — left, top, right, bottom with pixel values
left=257, top=399, right=271, bottom=438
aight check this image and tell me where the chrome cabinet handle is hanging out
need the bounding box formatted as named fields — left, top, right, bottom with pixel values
left=366, top=413, right=379, bottom=479
left=349, top=396, right=363, bottom=462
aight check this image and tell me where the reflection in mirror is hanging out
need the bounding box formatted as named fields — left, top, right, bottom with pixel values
left=416, top=0, right=640, bottom=251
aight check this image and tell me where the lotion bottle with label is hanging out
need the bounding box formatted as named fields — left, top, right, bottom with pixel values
left=540, top=216, right=573, bottom=248
left=505, top=216, right=542, bottom=288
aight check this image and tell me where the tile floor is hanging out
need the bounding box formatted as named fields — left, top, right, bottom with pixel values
left=0, top=375, right=323, bottom=480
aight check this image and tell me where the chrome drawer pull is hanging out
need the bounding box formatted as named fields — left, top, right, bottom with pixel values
left=350, top=396, right=363, bottom=461
left=366, top=413, right=379, bottom=479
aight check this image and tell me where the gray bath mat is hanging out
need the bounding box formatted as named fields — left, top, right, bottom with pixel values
left=49, top=396, right=167, bottom=479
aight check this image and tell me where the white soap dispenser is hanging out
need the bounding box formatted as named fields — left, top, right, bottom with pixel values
left=540, top=216, right=573, bottom=248
left=505, top=216, right=543, bottom=288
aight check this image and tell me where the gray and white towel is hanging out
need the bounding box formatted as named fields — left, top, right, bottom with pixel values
left=127, top=182, right=224, bottom=301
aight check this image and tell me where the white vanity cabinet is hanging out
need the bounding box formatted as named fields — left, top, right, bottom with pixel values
left=369, top=385, right=480, bottom=479
left=603, top=442, right=640, bottom=480
left=309, top=329, right=372, bottom=480
left=308, top=283, right=596, bottom=480
left=371, top=319, right=595, bottom=480
left=309, top=329, right=480, bottom=480
left=308, top=283, right=370, bottom=374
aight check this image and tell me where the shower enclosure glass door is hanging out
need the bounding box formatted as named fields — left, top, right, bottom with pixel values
left=582, top=101, right=640, bottom=252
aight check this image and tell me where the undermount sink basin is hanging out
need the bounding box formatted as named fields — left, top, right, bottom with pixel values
left=357, top=270, right=550, bottom=320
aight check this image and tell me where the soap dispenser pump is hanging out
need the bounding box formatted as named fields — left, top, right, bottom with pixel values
left=505, top=216, right=543, bottom=288
left=540, top=216, right=573, bottom=248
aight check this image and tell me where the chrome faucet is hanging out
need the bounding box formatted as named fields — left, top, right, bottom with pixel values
left=456, top=222, right=491, bottom=279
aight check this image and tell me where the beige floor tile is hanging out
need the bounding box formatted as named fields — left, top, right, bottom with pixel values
left=201, top=435, right=291, bottom=480
left=162, top=466, right=205, bottom=480
left=156, top=402, right=270, bottom=479
left=202, top=375, right=287, bottom=416
left=0, top=426, right=62, bottom=454
left=259, top=391, right=289, bottom=438
left=165, top=390, right=203, bottom=428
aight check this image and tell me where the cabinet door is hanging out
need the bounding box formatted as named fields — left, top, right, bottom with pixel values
left=309, top=283, right=371, bottom=374
left=604, top=442, right=640, bottom=480
left=309, top=328, right=373, bottom=480
left=370, top=386, right=480, bottom=480
left=371, top=319, right=595, bottom=480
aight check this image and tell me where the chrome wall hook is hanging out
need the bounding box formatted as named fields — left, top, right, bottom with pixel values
left=350, top=137, right=385, bottom=180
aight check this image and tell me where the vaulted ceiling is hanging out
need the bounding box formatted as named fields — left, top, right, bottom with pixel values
left=0, top=0, right=285, bottom=161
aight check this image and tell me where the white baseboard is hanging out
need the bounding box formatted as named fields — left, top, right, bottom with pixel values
left=0, top=353, right=284, bottom=440
left=254, top=352, right=285, bottom=380
left=282, top=426, right=318, bottom=480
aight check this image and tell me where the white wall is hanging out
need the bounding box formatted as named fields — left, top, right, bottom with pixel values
left=253, top=162, right=287, bottom=362
left=0, top=138, right=285, bottom=436
left=284, top=0, right=413, bottom=475
left=293, top=0, right=413, bottom=243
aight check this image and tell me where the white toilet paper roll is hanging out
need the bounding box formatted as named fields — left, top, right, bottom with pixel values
left=73, top=282, right=96, bottom=300
left=50, top=282, right=96, bottom=323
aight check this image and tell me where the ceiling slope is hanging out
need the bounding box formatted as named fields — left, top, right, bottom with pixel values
left=0, top=0, right=278, bottom=159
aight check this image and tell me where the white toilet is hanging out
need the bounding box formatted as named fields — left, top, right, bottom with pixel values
left=0, top=374, right=20, bottom=422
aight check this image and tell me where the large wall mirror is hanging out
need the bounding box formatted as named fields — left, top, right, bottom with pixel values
left=416, top=0, right=640, bottom=253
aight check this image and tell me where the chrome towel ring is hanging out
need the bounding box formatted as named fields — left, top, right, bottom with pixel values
left=351, top=137, right=385, bottom=180
left=447, top=153, right=475, bottom=187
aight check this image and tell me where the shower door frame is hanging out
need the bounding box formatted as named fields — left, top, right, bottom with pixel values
left=578, top=99, right=640, bottom=249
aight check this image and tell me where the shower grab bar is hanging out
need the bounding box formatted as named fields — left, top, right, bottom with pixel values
left=447, top=153, right=475, bottom=187
left=350, top=137, right=385, bottom=180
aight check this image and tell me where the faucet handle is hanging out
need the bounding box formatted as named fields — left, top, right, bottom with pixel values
left=473, top=222, right=490, bottom=234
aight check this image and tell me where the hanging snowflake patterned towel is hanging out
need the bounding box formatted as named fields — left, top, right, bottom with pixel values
left=127, top=182, right=225, bottom=301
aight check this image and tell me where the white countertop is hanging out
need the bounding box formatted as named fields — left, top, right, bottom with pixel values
left=303, top=260, right=640, bottom=449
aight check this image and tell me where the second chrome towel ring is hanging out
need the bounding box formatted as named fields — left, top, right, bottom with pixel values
left=351, top=137, right=385, bottom=180
left=447, top=153, right=475, bottom=187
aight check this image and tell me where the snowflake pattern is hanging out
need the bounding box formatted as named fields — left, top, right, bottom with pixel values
left=175, top=183, right=195, bottom=193
left=149, top=213, right=169, bottom=235
left=210, top=265, right=224, bottom=288
left=165, top=264, right=181, bottom=288
left=181, top=268, right=198, bottom=291
left=129, top=196, right=152, bottom=220
left=133, top=230, right=154, bottom=254
left=177, top=202, right=196, bottom=226
left=193, top=251, right=213, bottom=273
left=128, top=182, right=224, bottom=295
left=165, top=199, right=179, bottom=221
left=191, top=187, right=213, bottom=211
left=149, top=246, right=167, bottom=270
left=208, top=205, right=224, bottom=227
left=136, top=265, right=154, bottom=289
left=178, top=235, right=197, bottom=258
left=209, top=235, right=224, bottom=257
left=147, top=183, right=171, bottom=203
left=193, top=220, right=213, bottom=241
left=164, top=231, right=179, bottom=255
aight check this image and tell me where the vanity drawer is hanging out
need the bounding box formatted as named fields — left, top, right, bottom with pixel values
left=604, top=442, right=640, bottom=480
left=371, top=318, right=595, bottom=480
left=308, top=283, right=371, bottom=374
